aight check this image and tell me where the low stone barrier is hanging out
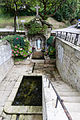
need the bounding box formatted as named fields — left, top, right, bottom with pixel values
left=0, top=40, right=14, bottom=83
left=56, top=37, right=80, bottom=91
left=42, top=75, right=68, bottom=120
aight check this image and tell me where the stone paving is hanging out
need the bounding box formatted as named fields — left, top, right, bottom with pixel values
left=0, top=58, right=80, bottom=120
left=0, top=59, right=33, bottom=120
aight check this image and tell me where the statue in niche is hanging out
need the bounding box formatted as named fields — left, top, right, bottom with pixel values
left=36, top=39, right=42, bottom=50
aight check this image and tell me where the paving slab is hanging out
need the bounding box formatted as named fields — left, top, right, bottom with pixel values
left=64, top=103, right=80, bottom=112
left=11, top=115, right=16, bottom=120
left=58, top=91, right=80, bottom=96
left=70, top=112, right=80, bottom=120
left=62, top=96, right=80, bottom=103
left=24, top=115, right=42, bottom=120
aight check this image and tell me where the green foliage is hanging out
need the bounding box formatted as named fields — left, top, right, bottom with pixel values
left=53, top=0, right=77, bottom=21
left=1, top=35, right=16, bottom=46
left=53, top=11, right=63, bottom=22
left=48, top=46, right=56, bottom=58
left=1, top=35, right=31, bottom=59
left=24, top=40, right=30, bottom=52
left=24, top=20, right=48, bottom=36
left=47, top=36, right=54, bottom=46
left=0, top=0, right=78, bottom=21
left=12, top=44, right=29, bottom=58
left=1, top=35, right=25, bottom=48
left=13, top=35, right=25, bottom=48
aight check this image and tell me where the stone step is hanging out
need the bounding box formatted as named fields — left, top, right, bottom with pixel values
left=32, top=51, right=44, bottom=59
left=52, top=81, right=77, bottom=92
left=19, top=115, right=25, bottom=120
left=62, top=96, right=80, bottom=103
left=11, top=115, right=16, bottom=120
left=70, top=112, right=80, bottom=120
left=55, top=87, right=76, bottom=92
left=58, top=92, right=80, bottom=96
left=23, top=115, right=42, bottom=120
left=64, top=103, right=80, bottom=113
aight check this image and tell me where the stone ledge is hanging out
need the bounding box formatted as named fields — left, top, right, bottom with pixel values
left=4, top=74, right=42, bottom=114
left=57, top=37, right=80, bottom=52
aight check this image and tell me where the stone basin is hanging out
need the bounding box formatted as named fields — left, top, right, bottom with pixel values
left=4, top=74, right=42, bottom=114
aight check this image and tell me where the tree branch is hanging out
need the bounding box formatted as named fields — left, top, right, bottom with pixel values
left=48, top=0, right=66, bottom=17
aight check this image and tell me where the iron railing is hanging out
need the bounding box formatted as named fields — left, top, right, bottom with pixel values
left=56, top=31, right=80, bottom=46
left=46, top=77, right=72, bottom=120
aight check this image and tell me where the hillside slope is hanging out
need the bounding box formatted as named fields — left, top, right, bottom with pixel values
left=47, top=17, right=66, bottom=29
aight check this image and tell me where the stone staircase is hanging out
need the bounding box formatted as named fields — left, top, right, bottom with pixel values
left=32, top=51, right=44, bottom=59
left=51, top=70, right=80, bottom=120
left=34, top=62, right=80, bottom=120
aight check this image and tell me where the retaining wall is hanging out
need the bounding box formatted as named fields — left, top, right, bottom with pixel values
left=56, top=37, right=80, bottom=91
left=0, top=40, right=14, bottom=83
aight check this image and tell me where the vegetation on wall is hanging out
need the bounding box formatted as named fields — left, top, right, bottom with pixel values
left=24, top=19, right=48, bottom=36
left=13, top=35, right=25, bottom=48
left=47, top=36, right=56, bottom=59
left=1, top=35, right=31, bottom=58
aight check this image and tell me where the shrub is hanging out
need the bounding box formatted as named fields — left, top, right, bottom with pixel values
left=24, top=20, right=48, bottom=36
left=1, top=34, right=25, bottom=47
left=24, top=40, right=30, bottom=52
left=12, top=44, right=29, bottom=58
left=13, top=35, right=25, bottom=48
left=48, top=46, right=56, bottom=58
left=1, top=35, right=32, bottom=59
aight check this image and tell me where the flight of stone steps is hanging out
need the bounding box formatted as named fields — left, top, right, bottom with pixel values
left=34, top=61, right=80, bottom=120
left=52, top=70, right=80, bottom=120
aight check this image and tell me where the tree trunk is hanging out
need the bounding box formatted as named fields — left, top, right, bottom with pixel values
left=14, top=11, right=16, bottom=34
left=14, top=4, right=17, bottom=34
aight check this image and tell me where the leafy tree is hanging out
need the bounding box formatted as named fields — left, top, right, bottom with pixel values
left=0, top=0, right=78, bottom=23
left=1, top=0, right=26, bottom=34
left=24, top=0, right=67, bottom=20
left=24, top=0, right=77, bottom=20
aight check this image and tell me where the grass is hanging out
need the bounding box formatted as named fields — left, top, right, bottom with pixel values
left=0, top=16, right=67, bottom=29
left=0, top=7, right=66, bottom=29
left=0, top=16, right=35, bottom=28
left=14, top=57, right=25, bottom=62
left=0, top=7, right=35, bottom=28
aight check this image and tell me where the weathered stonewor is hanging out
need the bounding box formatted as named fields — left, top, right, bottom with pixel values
left=0, top=40, right=14, bottom=83
left=32, top=51, right=44, bottom=59
left=56, top=37, right=80, bottom=91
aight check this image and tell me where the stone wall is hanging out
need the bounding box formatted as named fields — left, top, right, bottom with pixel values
left=0, top=40, right=14, bottom=83
left=56, top=38, right=80, bottom=91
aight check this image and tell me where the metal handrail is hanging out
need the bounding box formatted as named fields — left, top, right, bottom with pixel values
left=48, top=79, right=72, bottom=120
left=56, top=31, right=80, bottom=46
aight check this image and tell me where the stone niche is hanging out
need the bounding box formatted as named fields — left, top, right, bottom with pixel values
left=29, top=34, right=46, bottom=52
left=25, top=17, right=52, bottom=52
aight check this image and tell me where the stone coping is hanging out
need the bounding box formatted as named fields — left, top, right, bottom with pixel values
left=4, top=74, right=43, bottom=114
left=57, top=37, right=80, bottom=52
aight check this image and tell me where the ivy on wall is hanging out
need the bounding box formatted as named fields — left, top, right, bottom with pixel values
left=24, top=19, right=48, bottom=36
